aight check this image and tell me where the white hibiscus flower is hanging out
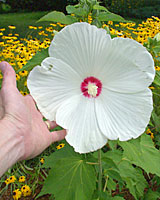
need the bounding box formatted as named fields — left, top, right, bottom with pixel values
left=27, top=22, right=155, bottom=153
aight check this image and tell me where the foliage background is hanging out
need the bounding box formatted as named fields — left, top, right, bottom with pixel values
left=1, top=0, right=160, bottom=19
left=4, top=0, right=78, bottom=12
left=104, top=0, right=160, bottom=18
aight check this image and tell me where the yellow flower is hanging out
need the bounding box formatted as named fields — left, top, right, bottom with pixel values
left=108, top=21, right=113, bottom=25
left=20, top=91, right=28, bottom=96
left=0, top=28, right=5, bottom=31
left=57, top=22, right=64, bottom=27
left=28, top=25, right=34, bottom=29
left=21, top=185, right=32, bottom=197
left=8, top=25, right=16, bottom=29
left=16, top=74, right=20, bottom=81
left=13, top=189, right=22, bottom=200
left=150, top=132, right=154, bottom=139
left=19, top=176, right=26, bottom=183
left=155, top=66, right=160, bottom=71
left=5, top=178, right=10, bottom=185
left=50, top=23, right=57, bottom=27
left=149, top=86, right=155, bottom=90
left=0, top=42, right=4, bottom=46
left=152, top=16, right=160, bottom=21
left=146, top=128, right=154, bottom=139
left=46, top=27, right=53, bottom=32
left=19, top=70, right=28, bottom=77
left=40, top=157, right=45, bottom=164
left=9, top=175, right=16, bottom=183
left=56, top=143, right=65, bottom=150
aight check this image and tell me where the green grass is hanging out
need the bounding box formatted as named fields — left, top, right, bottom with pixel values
left=0, top=11, right=52, bottom=38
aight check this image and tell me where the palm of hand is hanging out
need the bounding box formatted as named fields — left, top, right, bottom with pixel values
left=0, top=61, right=66, bottom=160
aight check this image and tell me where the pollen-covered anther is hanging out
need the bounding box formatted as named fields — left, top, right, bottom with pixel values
left=87, top=83, right=98, bottom=97
left=81, top=76, right=102, bottom=98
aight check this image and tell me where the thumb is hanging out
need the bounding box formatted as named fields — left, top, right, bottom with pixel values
left=50, top=129, right=67, bottom=143
left=0, top=61, right=17, bottom=89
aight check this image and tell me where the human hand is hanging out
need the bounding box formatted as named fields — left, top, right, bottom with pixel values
left=0, top=61, right=66, bottom=160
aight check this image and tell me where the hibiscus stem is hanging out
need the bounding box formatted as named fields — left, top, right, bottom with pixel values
left=86, top=162, right=99, bottom=165
left=98, top=149, right=102, bottom=192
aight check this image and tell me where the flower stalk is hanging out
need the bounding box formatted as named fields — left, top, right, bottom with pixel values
left=103, top=175, right=109, bottom=192
left=98, top=149, right=102, bottom=192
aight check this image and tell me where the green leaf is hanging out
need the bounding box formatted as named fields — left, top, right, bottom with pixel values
left=38, top=11, right=77, bottom=24
left=104, top=150, right=123, bottom=164
left=43, top=144, right=78, bottom=168
left=107, top=177, right=117, bottom=191
left=153, top=73, right=160, bottom=87
left=66, top=5, right=77, bottom=13
left=118, top=160, right=147, bottom=200
left=66, top=5, right=86, bottom=16
left=102, top=157, right=119, bottom=171
left=16, top=48, right=49, bottom=73
left=105, top=169, right=122, bottom=184
left=152, top=111, right=160, bottom=132
left=92, top=18, right=102, bottom=28
left=97, top=12, right=126, bottom=22
left=108, top=140, right=118, bottom=150
left=92, top=191, right=124, bottom=200
left=153, top=46, right=160, bottom=54
left=102, top=152, right=124, bottom=191
left=112, top=197, right=125, bottom=200
left=144, top=189, right=160, bottom=200
left=93, top=5, right=109, bottom=12
left=38, top=144, right=96, bottom=200
left=119, top=134, right=160, bottom=177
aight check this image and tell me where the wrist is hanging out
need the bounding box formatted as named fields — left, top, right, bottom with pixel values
left=0, top=117, right=25, bottom=177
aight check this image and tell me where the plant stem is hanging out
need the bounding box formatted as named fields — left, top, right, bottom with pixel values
left=0, top=185, right=8, bottom=196
left=86, top=162, right=99, bottom=165
left=103, top=175, right=109, bottom=192
left=98, top=149, right=102, bottom=192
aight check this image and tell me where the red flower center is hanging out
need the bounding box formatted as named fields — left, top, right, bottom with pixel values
left=81, top=76, right=102, bottom=98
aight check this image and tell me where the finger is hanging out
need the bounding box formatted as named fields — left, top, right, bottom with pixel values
left=50, top=129, right=67, bottom=142
left=45, top=120, right=57, bottom=130
left=0, top=61, right=16, bottom=89
left=24, top=94, right=37, bottom=108
left=25, top=94, right=36, bottom=104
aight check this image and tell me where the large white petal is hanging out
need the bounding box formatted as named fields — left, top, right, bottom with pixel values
left=27, top=57, right=81, bottom=121
left=49, top=22, right=112, bottom=79
left=95, top=88, right=153, bottom=141
left=56, top=95, right=108, bottom=153
left=99, top=38, right=155, bottom=93
left=50, top=23, right=154, bottom=93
